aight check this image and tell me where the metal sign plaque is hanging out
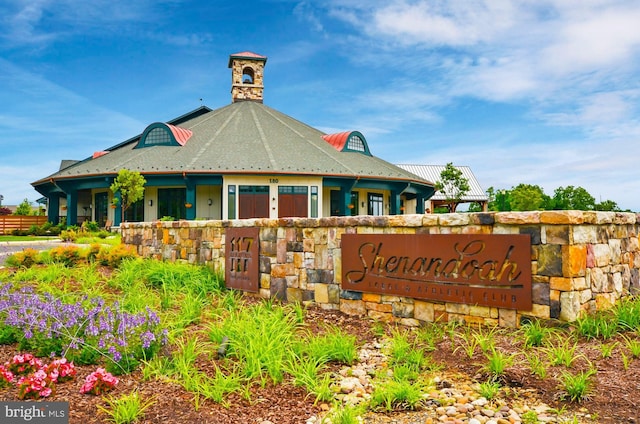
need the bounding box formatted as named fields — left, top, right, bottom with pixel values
left=225, top=227, right=260, bottom=293
left=342, top=233, right=532, bottom=310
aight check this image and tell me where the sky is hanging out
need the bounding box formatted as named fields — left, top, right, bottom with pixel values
left=1, top=0, right=639, bottom=211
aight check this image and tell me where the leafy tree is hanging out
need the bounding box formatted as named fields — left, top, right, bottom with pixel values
left=487, top=186, right=512, bottom=211
left=467, top=202, right=483, bottom=212
left=509, top=184, right=549, bottom=211
left=550, top=186, right=595, bottom=210
left=595, top=199, right=620, bottom=212
left=435, top=162, right=470, bottom=212
left=0, top=206, right=11, bottom=215
left=14, top=199, right=33, bottom=216
left=110, top=169, right=146, bottom=222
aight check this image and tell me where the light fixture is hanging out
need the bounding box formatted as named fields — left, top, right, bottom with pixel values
left=208, top=198, right=213, bottom=206
left=148, top=200, right=153, bottom=206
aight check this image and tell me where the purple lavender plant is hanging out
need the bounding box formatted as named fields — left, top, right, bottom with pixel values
left=0, top=283, right=166, bottom=372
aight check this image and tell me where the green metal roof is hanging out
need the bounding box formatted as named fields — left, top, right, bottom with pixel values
left=33, top=101, right=433, bottom=188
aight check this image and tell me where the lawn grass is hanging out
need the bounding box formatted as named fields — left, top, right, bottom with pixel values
left=0, top=235, right=59, bottom=242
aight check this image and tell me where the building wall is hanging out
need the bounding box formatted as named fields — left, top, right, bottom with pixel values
left=120, top=210, right=640, bottom=327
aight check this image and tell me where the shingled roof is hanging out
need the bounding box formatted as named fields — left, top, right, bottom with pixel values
left=35, top=101, right=433, bottom=186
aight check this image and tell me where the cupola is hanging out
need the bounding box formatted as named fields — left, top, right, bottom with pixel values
left=228, top=51, right=267, bottom=103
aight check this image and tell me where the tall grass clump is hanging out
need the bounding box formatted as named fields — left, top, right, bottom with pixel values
left=207, top=300, right=302, bottom=386
left=483, top=347, right=516, bottom=381
left=98, top=391, right=155, bottom=424
left=557, top=368, right=597, bottom=402
left=518, top=319, right=558, bottom=348
left=298, top=324, right=358, bottom=365
left=574, top=313, right=618, bottom=340
left=545, top=336, right=583, bottom=368
left=613, top=297, right=640, bottom=331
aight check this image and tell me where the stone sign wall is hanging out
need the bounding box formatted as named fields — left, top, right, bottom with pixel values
left=120, top=211, right=640, bottom=327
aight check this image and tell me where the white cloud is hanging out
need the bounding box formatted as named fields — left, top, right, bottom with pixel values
left=369, top=0, right=517, bottom=46
left=0, top=59, right=143, bottom=204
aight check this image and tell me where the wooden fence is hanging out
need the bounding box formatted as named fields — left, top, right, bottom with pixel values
left=0, top=216, right=48, bottom=235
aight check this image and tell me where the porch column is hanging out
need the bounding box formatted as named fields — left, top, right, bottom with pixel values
left=47, top=196, right=60, bottom=225
left=65, top=191, right=79, bottom=226
left=185, top=181, right=196, bottom=220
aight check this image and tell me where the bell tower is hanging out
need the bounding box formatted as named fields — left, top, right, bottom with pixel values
left=228, top=51, right=267, bottom=103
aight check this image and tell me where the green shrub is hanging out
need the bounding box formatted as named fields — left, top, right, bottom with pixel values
left=96, top=244, right=138, bottom=267
left=84, top=220, right=101, bottom=232
left=4, top=248, right=40, bottom=268
left=60, top=229, right=78, bottom=242
left=49, top=245, right=81, bottom=267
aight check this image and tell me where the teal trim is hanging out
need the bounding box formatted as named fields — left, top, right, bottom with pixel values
left=66, top=191, right=79, bottom=226
left=185, top=181, right=196, bottom=220
left=342, top=131, right=371, bottom=156
left=47, top=197, right=60, bottom=225
left=113, top=192, right=122, bottom=226
left=136, top=123, right=181, bottom=148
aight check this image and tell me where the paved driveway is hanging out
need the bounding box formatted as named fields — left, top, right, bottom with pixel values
left=0, top=240, right=67, bottom=266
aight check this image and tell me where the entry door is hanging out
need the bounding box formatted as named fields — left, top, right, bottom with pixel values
left=239, top=186, right=269, bottom=219
left=278, top=186, right=308, bottom=218
left=94, top=192, right=109, bottom=227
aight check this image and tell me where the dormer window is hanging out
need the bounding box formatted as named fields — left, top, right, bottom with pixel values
left=321, top=131, right=372, bottom=156
left=136, top=123, right=193, bottom=148
left=346, top=134, right=365, bottom=152
left=242, top=67, right=254, bottom=84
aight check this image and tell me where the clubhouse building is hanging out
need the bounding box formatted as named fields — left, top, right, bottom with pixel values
left=32, top=52, right=436, bottom=227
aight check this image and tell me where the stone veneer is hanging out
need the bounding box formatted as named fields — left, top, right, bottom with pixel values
left=120, top=211, right=640, bottom=327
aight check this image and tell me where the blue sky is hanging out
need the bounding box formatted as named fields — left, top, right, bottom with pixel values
left=1, top=0, right=639, bottom=211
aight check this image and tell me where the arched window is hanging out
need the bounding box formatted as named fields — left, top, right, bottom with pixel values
left=346, top=134, right=365, bottom=153
left=321, top=131, right=372, bottom=156
left=136, top=123, right=193, bottom=148
left=145, top=127, right=172, bottom=146
left=242, top=67, right=254, bottom=84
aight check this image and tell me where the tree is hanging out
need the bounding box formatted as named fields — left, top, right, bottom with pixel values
left=509, top=184, right=549, bottom=211
left=435, top=162, right=470, bottom=212
left=110, top=169, right=146, bottom=222
left=14, top=199, right=33, bottom=216
left=550, top=186, right=595, bottom=210
left=595, top=199, right=620, bottom=211
left=0, top=207, right=11, bottom=215
left=486, top=186, right=512, bottom=211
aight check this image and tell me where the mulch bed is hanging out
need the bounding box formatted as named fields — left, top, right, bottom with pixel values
left=1, top=306, right=639, bottom=423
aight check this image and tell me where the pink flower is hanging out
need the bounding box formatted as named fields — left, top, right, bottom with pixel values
left=80, top=368, right=118, bottom=395
left=16, top=371, right=54, bottom=400
left=46, top=358, right=76, bottom=383
left=0, top=364, right=14, bottom=387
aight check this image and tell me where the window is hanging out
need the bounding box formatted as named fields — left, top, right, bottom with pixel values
left=310, top=186, right=318, bottom=218
left=158, top=188, right=186, bottom=220
left=228, top=185, right=236, bottom=219
left=124, top=198, right=144, bottom=222
left=136, top=123, right=192, bottom=148
left=346, top=134, right=365, bottom=153
left=349, top=192, right=359, bottom=215
left=145, top=127, right=172, bottom=146
left=368, top=193, right=383, bottom=216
